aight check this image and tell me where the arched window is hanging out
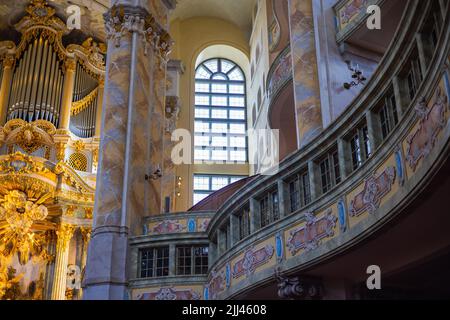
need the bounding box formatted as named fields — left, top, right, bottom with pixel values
left=194, top=58, right=247, bottom=163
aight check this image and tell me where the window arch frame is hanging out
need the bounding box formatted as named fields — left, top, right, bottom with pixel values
left=193, top=57, right=248, bottom=164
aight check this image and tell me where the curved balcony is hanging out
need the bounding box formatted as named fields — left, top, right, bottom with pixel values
left=129, top=0, right=450, bottom=300
left=204, top=0, right=450, bottom=299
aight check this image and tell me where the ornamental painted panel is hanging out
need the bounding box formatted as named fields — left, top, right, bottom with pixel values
left=152, top=220, right=185, bottom=234
left=187, top=218, right=196, bottom=232
left=406, top=86, right=448, bottom=171
left=337, top=0, right=368, bottom=30
left=207, top=269, right=226, bottom=300
left=225, top=263, right=231, bottom=288
left=349, top=167, right=396, bottom=216
left=136, top=287, right=201, bottom=300
left=395, top=145, right=406, bottom=186
left=337, top=198, right=347, bottom=232
left=275, top=232, right=284, bottom=263
left=286, top=210, right=337, bottom=256
left=232, top=245, right=275, bottom=279
left=198, top=218, right=211, bottom=232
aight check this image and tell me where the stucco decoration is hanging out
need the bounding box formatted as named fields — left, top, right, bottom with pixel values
left=349, top=167, right=396, bottom=216
left=287, top=210, right=337, bottom=256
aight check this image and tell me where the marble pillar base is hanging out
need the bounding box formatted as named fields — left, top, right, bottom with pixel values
left=83, top=227, right=129, bottom=300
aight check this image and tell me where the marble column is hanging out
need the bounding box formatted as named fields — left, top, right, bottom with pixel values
left=288, top=0, right=323, bottom=148
left=0, top=55, right=14, bottom=124
left=83, top=1, right=173, bottom=300
left=51, top=224, right=75, bottom=300
left=59, top=58, right=76, bottom=131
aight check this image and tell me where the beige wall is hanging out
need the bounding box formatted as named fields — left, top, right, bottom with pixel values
left=169, top=17, right=252, bottom=211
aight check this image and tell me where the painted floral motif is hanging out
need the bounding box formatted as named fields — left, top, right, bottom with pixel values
left=406, top=87, right=448, bottom=171
left=349, top=167, right=396, bottom=216
left=232, top=245, right=274, bottom=278
left=152, top=220, right=185, bottom=234
left=136, top=287, right=200, bottom=300
left=287, top=210, right=337, bottom=256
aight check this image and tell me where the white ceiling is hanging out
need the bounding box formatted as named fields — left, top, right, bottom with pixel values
left=170, top=0, right=257, bottom=37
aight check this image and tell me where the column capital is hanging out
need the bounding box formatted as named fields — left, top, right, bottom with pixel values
left=2, top=55, right=15, bottom=69
left=80, top=227, right=92, bottom=245
left=64, top=58, right=77, bottom=73
left=55, top=223, right=75, bottom=251
left=104, top=4, right=173, bottom=60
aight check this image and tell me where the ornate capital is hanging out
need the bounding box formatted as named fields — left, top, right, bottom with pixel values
left=80, top=227, right=91, bottom=246
left=2, top=55, right=15, bottom=68
left=55, top=224, right=75, bottom=251
left=104, top=4, right=173, bottom=60
left=275, top=269, right=323, bottom=300
left=64, top=58, right=76, bottom=73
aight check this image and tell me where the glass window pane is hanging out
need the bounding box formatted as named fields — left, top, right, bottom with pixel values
left=196, top=66, right=211, bottom=79
left=195, top=95, right=209, bottom=106
left=230, top=110, right=245, bottom=120
left=230, top=136, right=246, bottom=147
left=230, top=123, right=246, bottom=134
left=211, top=83, right=227, bottom=93
left=195, top=121, right=209, bottom=133
left=194, top=193, right=209, bottom=205
left=230, top=177, right=243, bottom=183
left=228, top=68, right=244, bottom=81
left=194, top=176, right=210, bottom=190
left=221, top=60, right=235, bottom=73
left=211, top=96, right=227, bottom=106
left=211, top=136, right=227, bottom=147
left=230, top=150, right=246, bottom=161
left=229, top=97, right=245, bottom=107
left=229, top=84, right=245, bottom=94
left=195, top=83, right=209, bottom=93
left=211, top=177, right=229, bottom=190
left=194, top=149, right=210, bottom=160
left=204, top=59, right=219, bottom=73
left=211, top=123, right=228, bottom=133
left=212, top=74, right=228, bottom=80
left=212, top=150, right=227, bottom=161
left=211, top=109, right=228, bottom=119
left=195, top=108, right=210, bottom=118
left=195, top=135, right=210, bottom=146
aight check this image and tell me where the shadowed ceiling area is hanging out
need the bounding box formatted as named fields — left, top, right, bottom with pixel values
left=170, top=0, right=257, bottom=38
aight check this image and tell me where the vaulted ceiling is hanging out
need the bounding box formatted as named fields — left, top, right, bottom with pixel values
left=170, top=0, right=257, bottom=38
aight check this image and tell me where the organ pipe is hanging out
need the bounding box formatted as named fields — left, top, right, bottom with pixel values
left=7, top=35, right=64, bottom=127
left=70, top=62, right=98, bottom=138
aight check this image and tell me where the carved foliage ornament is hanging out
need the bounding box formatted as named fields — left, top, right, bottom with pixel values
left=104, top=5, right=173, bottom=60
left=0, top=190, right=51, bottom=264
left=2, top=119, right=56, bottom=154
